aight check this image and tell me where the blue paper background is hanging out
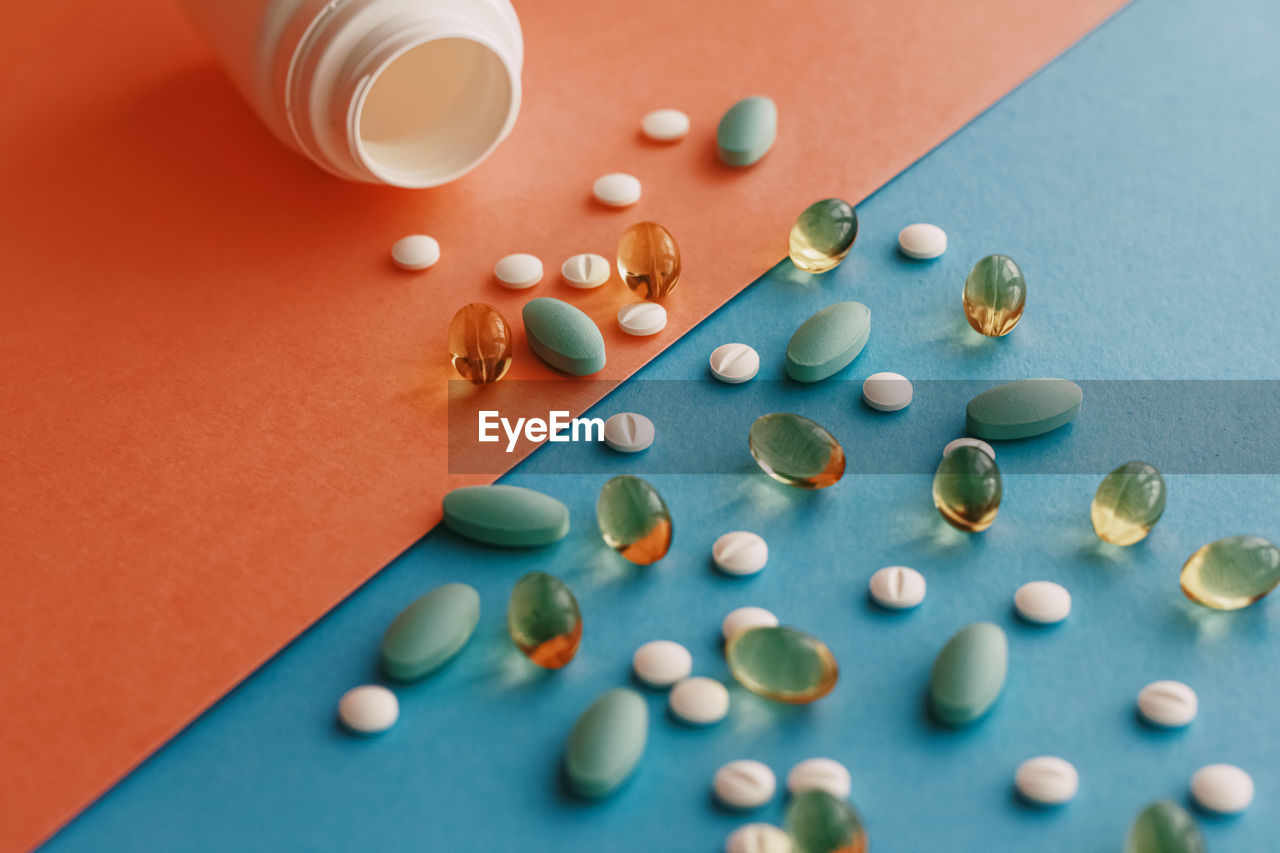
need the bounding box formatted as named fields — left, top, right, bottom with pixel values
left=47, top=0, right=1280, bottom=849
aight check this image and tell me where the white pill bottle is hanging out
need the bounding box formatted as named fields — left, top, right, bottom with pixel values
left=180, top=0, right=523, bottom=187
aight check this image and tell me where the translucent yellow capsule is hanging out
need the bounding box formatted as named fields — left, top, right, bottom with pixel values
left=447, top=303, right=513, bottom=384
left=932, top=444, right=1001, bottom=532
left=725, top=625, right=838, bottom=704
left=748, top=413, right=845, bottom=489
left=788, top=198, right=858, bottom=273
left=507, top=571, right=582, bottom=669
left=1091, top=461, right=1167, bottom=545
left=596, top=475, right=672, bottom=564
left=617, top=221, right=680, bottom=301
left=963, top=254, right=1026, bottom=336
left=1180, top=535, right=1280, bottom=610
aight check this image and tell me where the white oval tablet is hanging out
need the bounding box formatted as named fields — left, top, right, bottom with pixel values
left=862, top=372, right=913, bottom=411
left=617, top=302, right=667, bottom=336
left=632, top=640, right=693, bottom=688
left=721, top=606, right=778, bottom=641
left=494, top=253, right=543, bottom=288
left=603, top=412, right=655, bottom=453
left=710, top=343, right=760, bottom=384
left=561, top=253, right=611, bottom=288
left=1015, top=756, right=1078, bottom=805
left=337, top=684, right=399, bottom=735
left=713, top=759, right=777, bottom=810
left=1191, top=764, right=1253, bottom=814
left=642, top=108, right=690, bottom=142
left=713, top=531, right=769, bottom=576
left=593, top=173, right=642, bottom=207
left=787, top=758, right=851, bottom=799
left=391, top=234, right=440, bottom=270
left=1137, top=680, right=1198, bottom=728
left=669, top=676, right=730, bottom=725
left=1014, top=581, right=1072, bottom=624
left=725, top=823, right=793, bottom=853
left=869, top=566, right=926, bottom=609
left=943, top=437, right=995, bottom=460
left=898, top=223, right=947, bottom=260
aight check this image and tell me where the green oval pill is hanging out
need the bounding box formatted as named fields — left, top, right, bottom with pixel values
left=965, top=378, right=1082, bottom=440
left=522, top=297, right=606, bottom=376
left=785, top=301, right=871, bottom=383
left=928, top=621, right=1007, bottom=726
left=379, top=582, right=480, bottom=682
left=442, top=484, right=570, bottom=547
left=565, top=687, right=648, bottom=798
left=1125, top=800, right=1205, bottom=853
left=716, top=96, right=777, bottom=167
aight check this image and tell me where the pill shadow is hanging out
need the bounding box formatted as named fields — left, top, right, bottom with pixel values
left=1132, top=706, right=1193, bottom=737
left=917, top=692, right=997, bottom=738
left=1010, top=785, right=1070, bottom=814
left=861, top=589, right=924, bottom=622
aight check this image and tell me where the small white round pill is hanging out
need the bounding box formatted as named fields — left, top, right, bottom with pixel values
left=561, top=253, right=611, bottom=288
left=787, top=758, right=851, bottom=799
left=868, top=566, right=926, bottom=609
left=494, top=253, right=543, bottom=288
left=390, top=234, right=440, bottom=270
left=713, top=531, right=769, bottom=576
left=337, top=684, right=399, bottom=735
left=1137, top=680, right=1198, bottom=728
left=1015, top=756, right=1079, bottom=805
left=898, top=223, right=947, bottom=260
left=862, top=372, right=913, bottom=411
left=603, top=412, right=655, bottom=453
left=710, top=343, right=760, bottom=384
left=943, top=437, right=995, bottom=460
left=722, top=606, right=778, bottom=641
left=617, top=302, right=668, bottom=336
left=641, top=109, right=690, bottom=142
left=669, top=677, right=730, bottom=725
left=632, top=640, right=693, bottom=688
left=1191, top=764, right=1253, bottom=814
left=725, top=823, right=793, bottom=853
left=1014, top=581, right=1072, bottom=625
left=713, top=759, right=777, bottom=810
left=592, top=172, right=642, bottom=207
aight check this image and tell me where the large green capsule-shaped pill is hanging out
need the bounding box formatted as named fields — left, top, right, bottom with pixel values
left=748, top=413, right=845, bottom=489
left=1180, top=535, right=1280, bottom=610
left=963, top=254, right=1026, bottom=336
left=928, top=622, right=1008, bottom=726
left=966, top=378, right=1082, bottom=440
left=785, top=301, right=871, bottom=383
left=597, top=475, right=672, bottom=565
left=1092, top=461, right=1167, bottom=546
left=789, top=199, right=858, bottom=273
left=716, top=95, right=777, bottom=167
left=785, top=790, right=868, bottom=853
left=442, top=485, right=570, bottom=547
left=522, top=297, right=606, bottom=376
left=507, top=571, right=582, bottom=669
left=933, top=444, right=1002, bottom=532
left=1125, top=800, right=1206, bottom=853
left=726, top=626, right=839, bottom=704
left=564, top=687, right=648, bottom=798
left=380, top=582, right=480, bottom=682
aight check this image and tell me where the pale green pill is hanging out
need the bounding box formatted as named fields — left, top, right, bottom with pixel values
left=379, top=582, right=480, bottom=682
left=928, top=621, right=1008, bottom=726
left=785, top=301, right=871, bottom=383
left=716, top=96, right=777, bottom=167
left=965, top=378, right=1082, bottom=440
left=442, top=484, right=569, bottom=547
left=564, top=687, right=648, bottom=798
left=522, top=297, right=606, bottom=375
left=1125, top=800, right=1205, bottom=853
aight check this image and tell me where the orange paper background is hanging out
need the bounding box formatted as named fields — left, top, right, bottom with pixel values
left=0, top=0, right=1124, bottom=847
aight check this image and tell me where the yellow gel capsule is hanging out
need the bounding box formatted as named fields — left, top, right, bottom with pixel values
left=447, top=303, right=513, bottom=385
left=596, top=475, right=672, bottom=565
left=617, top=221, right=681, bottom=301
left=1180, top=535, right=1280, bottom=610
left=1091, top=461, right=1167, bottom=546
left=726, top=625, right=838, bottom=704
left=788, top=198, right=858, bottom=273
left=963, top=254, right=1026, bottom=336
left=932, top=444, right=1002, bottom=532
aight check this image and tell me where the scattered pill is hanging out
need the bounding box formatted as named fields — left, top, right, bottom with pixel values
left=632, top=640, right=693, bottom=688
left=442, top=484, right=570, bottom=547
left=507, top=571, right=582, bottom=669
left=603, top=412, right=655, bottom=453
left=717, top=96, right=777, bottom=167
left=561, top=253, right=611, bottom=288
left=710, top=343, right=760, bottom=384
left=593, top=172, right=642, bottom=207
left=617, top=302, right=668, bottom=336
left=1180, top=535, right=1280, bottom=610
left=721, top=606, right=778, bottom=641
left=1126, top=800, right=1204, bottom=853
left=928, top=622, right=1008, bottom=726
left=964, top=254, right=1026, bottom=336
left=447, top=303, right=513, bottom=385
left=380, top=583, right=481, bottom=682
left=564, top=688, right=648, bottom=798
left=787, top=758, right=851, bottom=799
left=1015, top=756, right=1078, bottom=805
left=868, top=566, right=926, bottom=610
left=966, top=379, right=1083, bottom=440
left=597, top=475, right=672, bottom=564
left=862, top=372, right=913, bottom=411
left=1190, top=764, right=1253, bottom=814
left=1136, top=680, right=1198, bottom=728
left=1014, top=581, right=1072, bottom=625
left=1092, top=461, right=1167, bottom=546
left=522, top=297, right=607, bottom=375
left=724, top=823, right=793, bottom=853
left=714, top=759, right=777, bottom=809
left=788, top=198, right=858, bottom=273
left=337, top=685, right=399, bottom=735
left=897, top=223, right=947, bottom=260
left=390, top=234, right=440, bottom=270
left=712, top=531, right=769, bottom=576
left=726, top=626, right=839, bottom=704
left=786, top=791, right=867, bottom=853
left=943, top=437, right=995, bottom=460
left=933, top=443, right=1002, bottom=532
left=641, top=108, right=690, bottom=142
left=494, top=253, right=543, bottom=288
left=785, top=301, right=871, bottom=383
left=617, top=221, right=681, bottom=300
left=669, top=676, right=730, bottom=725
left=749, top=413, right=845, bottom=489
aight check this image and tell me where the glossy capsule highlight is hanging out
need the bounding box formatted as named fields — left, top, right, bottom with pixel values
left=963, top=254, right=1025, bottom=336
left=617, top=221, right=681, bottom=301
left=596, top=475, right=672, bottom=564
left=1091, top=461, right=1167, bottom=545
left=788, top=198, right=858, bottom=273
left=447, top=303, right=513, bottom=384
left=507, top=571, right=582, bottom=668
left=933, top=443, right=1002, bottom=532
left=748, top=413, right=845, bottom=489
